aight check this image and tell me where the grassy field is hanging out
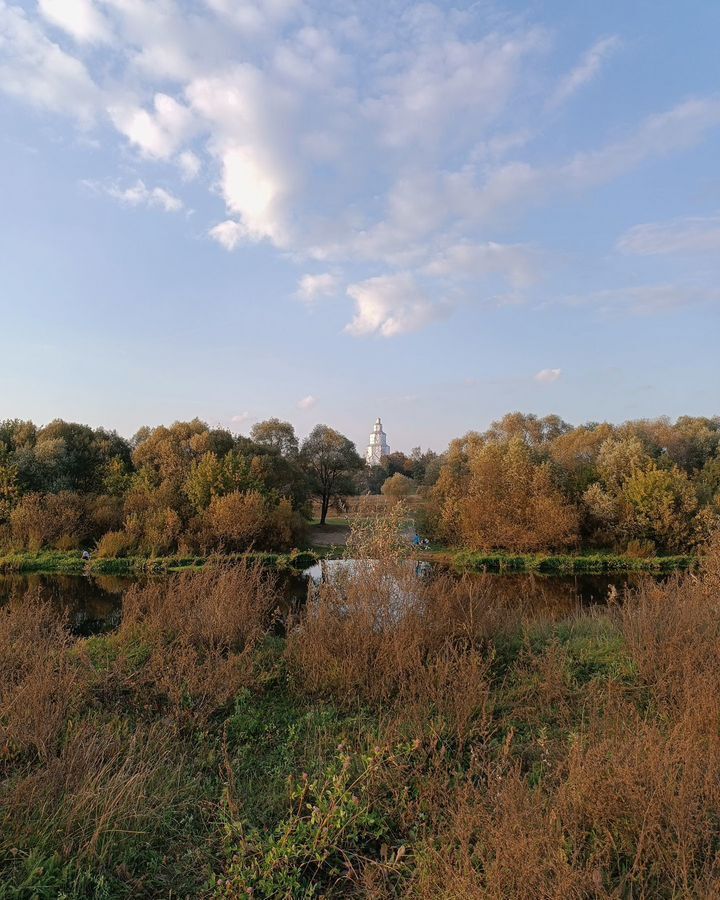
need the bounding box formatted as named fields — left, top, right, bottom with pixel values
left=2, top=546, right=720, bottom=896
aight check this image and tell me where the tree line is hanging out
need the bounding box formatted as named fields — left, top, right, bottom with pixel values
left=1, top=412, right=719, bottom=556
left=0, top=418, right=368, bottom=555
left=426, top=413, right=720, bottom=555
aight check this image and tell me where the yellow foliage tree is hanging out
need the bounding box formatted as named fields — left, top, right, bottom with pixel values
left=437, top=438, right=579, bottom=551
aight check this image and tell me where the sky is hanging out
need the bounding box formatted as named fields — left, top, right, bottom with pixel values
left=1, top=0, right=719, bottom=454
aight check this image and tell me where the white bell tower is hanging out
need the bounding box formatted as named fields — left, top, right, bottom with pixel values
left=366, top=417, right=389, bottom=466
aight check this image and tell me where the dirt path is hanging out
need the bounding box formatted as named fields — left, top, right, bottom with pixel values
left=309, top=525, right=351, bottom=547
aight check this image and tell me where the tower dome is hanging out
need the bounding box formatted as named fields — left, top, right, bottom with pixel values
left=366, top=417, right=389, bottom=466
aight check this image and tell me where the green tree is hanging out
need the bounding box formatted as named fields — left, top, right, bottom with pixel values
left=621, top=465, right=699, bottom=553
left=300, top=426, right=363, bottom=525
left=250, top=419, right=299, bottom=457
left=0, top=453, right=20, bottom=523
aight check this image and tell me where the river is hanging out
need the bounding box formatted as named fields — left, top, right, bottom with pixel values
left=0, top=563, right=662, bottom=636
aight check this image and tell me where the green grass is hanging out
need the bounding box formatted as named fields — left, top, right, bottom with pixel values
left=309, top=517, right=351, bottom=528
left=427, top=549, right=697, bottom=574
left=0, top=549, right=319, bottom=576
left=0, top=546, right=697, bottom=577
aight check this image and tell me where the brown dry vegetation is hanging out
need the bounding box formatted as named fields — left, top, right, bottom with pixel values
left=2, top=523, right=720, bottom=896
left=279, top=528, right=720, bottom=898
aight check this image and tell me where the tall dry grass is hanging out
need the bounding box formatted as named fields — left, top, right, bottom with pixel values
left=1, top=563, right=279, bottom=889
left=283, top=515, right=720, bottom=898
left=286, top=562, right=513, bottom=707
left=0, top=591, right=189, bottom=886
left=0, top=592, right=86, bottom=765
left=4, top=511, right=720, bottom=897
left=113, top=560, right=279, bottom=722
left=1, top=721, right=185, bottom=866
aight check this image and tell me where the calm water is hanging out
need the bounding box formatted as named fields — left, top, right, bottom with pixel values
left=0, top=564, right=660, bottom=636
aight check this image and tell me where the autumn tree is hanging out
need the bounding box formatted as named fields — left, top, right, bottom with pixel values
left=300, top=426, right=363, bottom=525
left=622, top=465, right=700, bottom=553
left=0, top=452, right=20, bottom=523
left=207, top=491, right=267, bottom=550
left=250, top=418, right=299, bottom=457
left=381, top=472, right=415, bottom=499
left=484, top=412, right=572, bottom=448
left=434, top=437, right=579, bottom=551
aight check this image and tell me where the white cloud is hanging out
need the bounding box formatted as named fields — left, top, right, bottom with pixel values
left=187, top=65, right=300, bottom=246
left=209, top=219, right=249, bottom=250
left=548, top=36, right=620, bottom=108
left=365, top=26, right=547, bottom=150
left=0, top=2, right=100, bottom=121
left=535, top=368, right=562, bottom=383
left=296, top=272, right=340, bottom=303
left=149, top=186, right=184, bottom=213
left=108, top=93, right=196, bottom=159
left=231, top=411, right=252, bottom=425
left=346, top=273, right=450, bottom=338
left=99, top=0, right=221, bottom=82
left=218, top=144, right=288, bottom=243
left=297, top=394, right=316, bottom=409
left=3, top=3, right=720, bottom=339
left=440, top=98, right=720, bottom=230
left=423, top=242, right=539, bottom=289
left=87, top=179, right=183, bottom=212
left=561, top=98, right=720, bottom=187
left=178, top=150, right=201, bottom=181
left=206, top=0, right=303, bottom=35
left=38, top=0, right=110, bottom=44
left=617, top=215, right=720, bottom=256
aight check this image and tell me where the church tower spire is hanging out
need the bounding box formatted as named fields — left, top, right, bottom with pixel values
left=366, top=417, right=389, bottom=466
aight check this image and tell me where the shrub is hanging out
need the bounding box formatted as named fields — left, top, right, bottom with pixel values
left=10, top=492, right=85, bottom=551
left=95, top=528, right=136, bottom=558
left=206, top=490, right=267, bottom=551
left=381, top=473, right=415, bottom=499
left=624, top=538, right=656, bottom=558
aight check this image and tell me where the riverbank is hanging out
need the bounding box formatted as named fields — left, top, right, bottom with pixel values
left=0, top=547, right=696, bottom=576
left=419, top=548, right=697, bottom=574
left=0, top=549, right=322, bottom=576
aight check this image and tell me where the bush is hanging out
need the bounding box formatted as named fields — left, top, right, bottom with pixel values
left=95, top=528, right=136, bottom=558
left=381, top=473, right=415, bottom=499
left=10, top=492, right=85, bottom=551
left=206, top=490, right=267, bottom=551
left=625, top=538, right=656, bottom=558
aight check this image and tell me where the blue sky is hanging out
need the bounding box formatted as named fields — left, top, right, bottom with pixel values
left=1, top=0, right=719, bottom=453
